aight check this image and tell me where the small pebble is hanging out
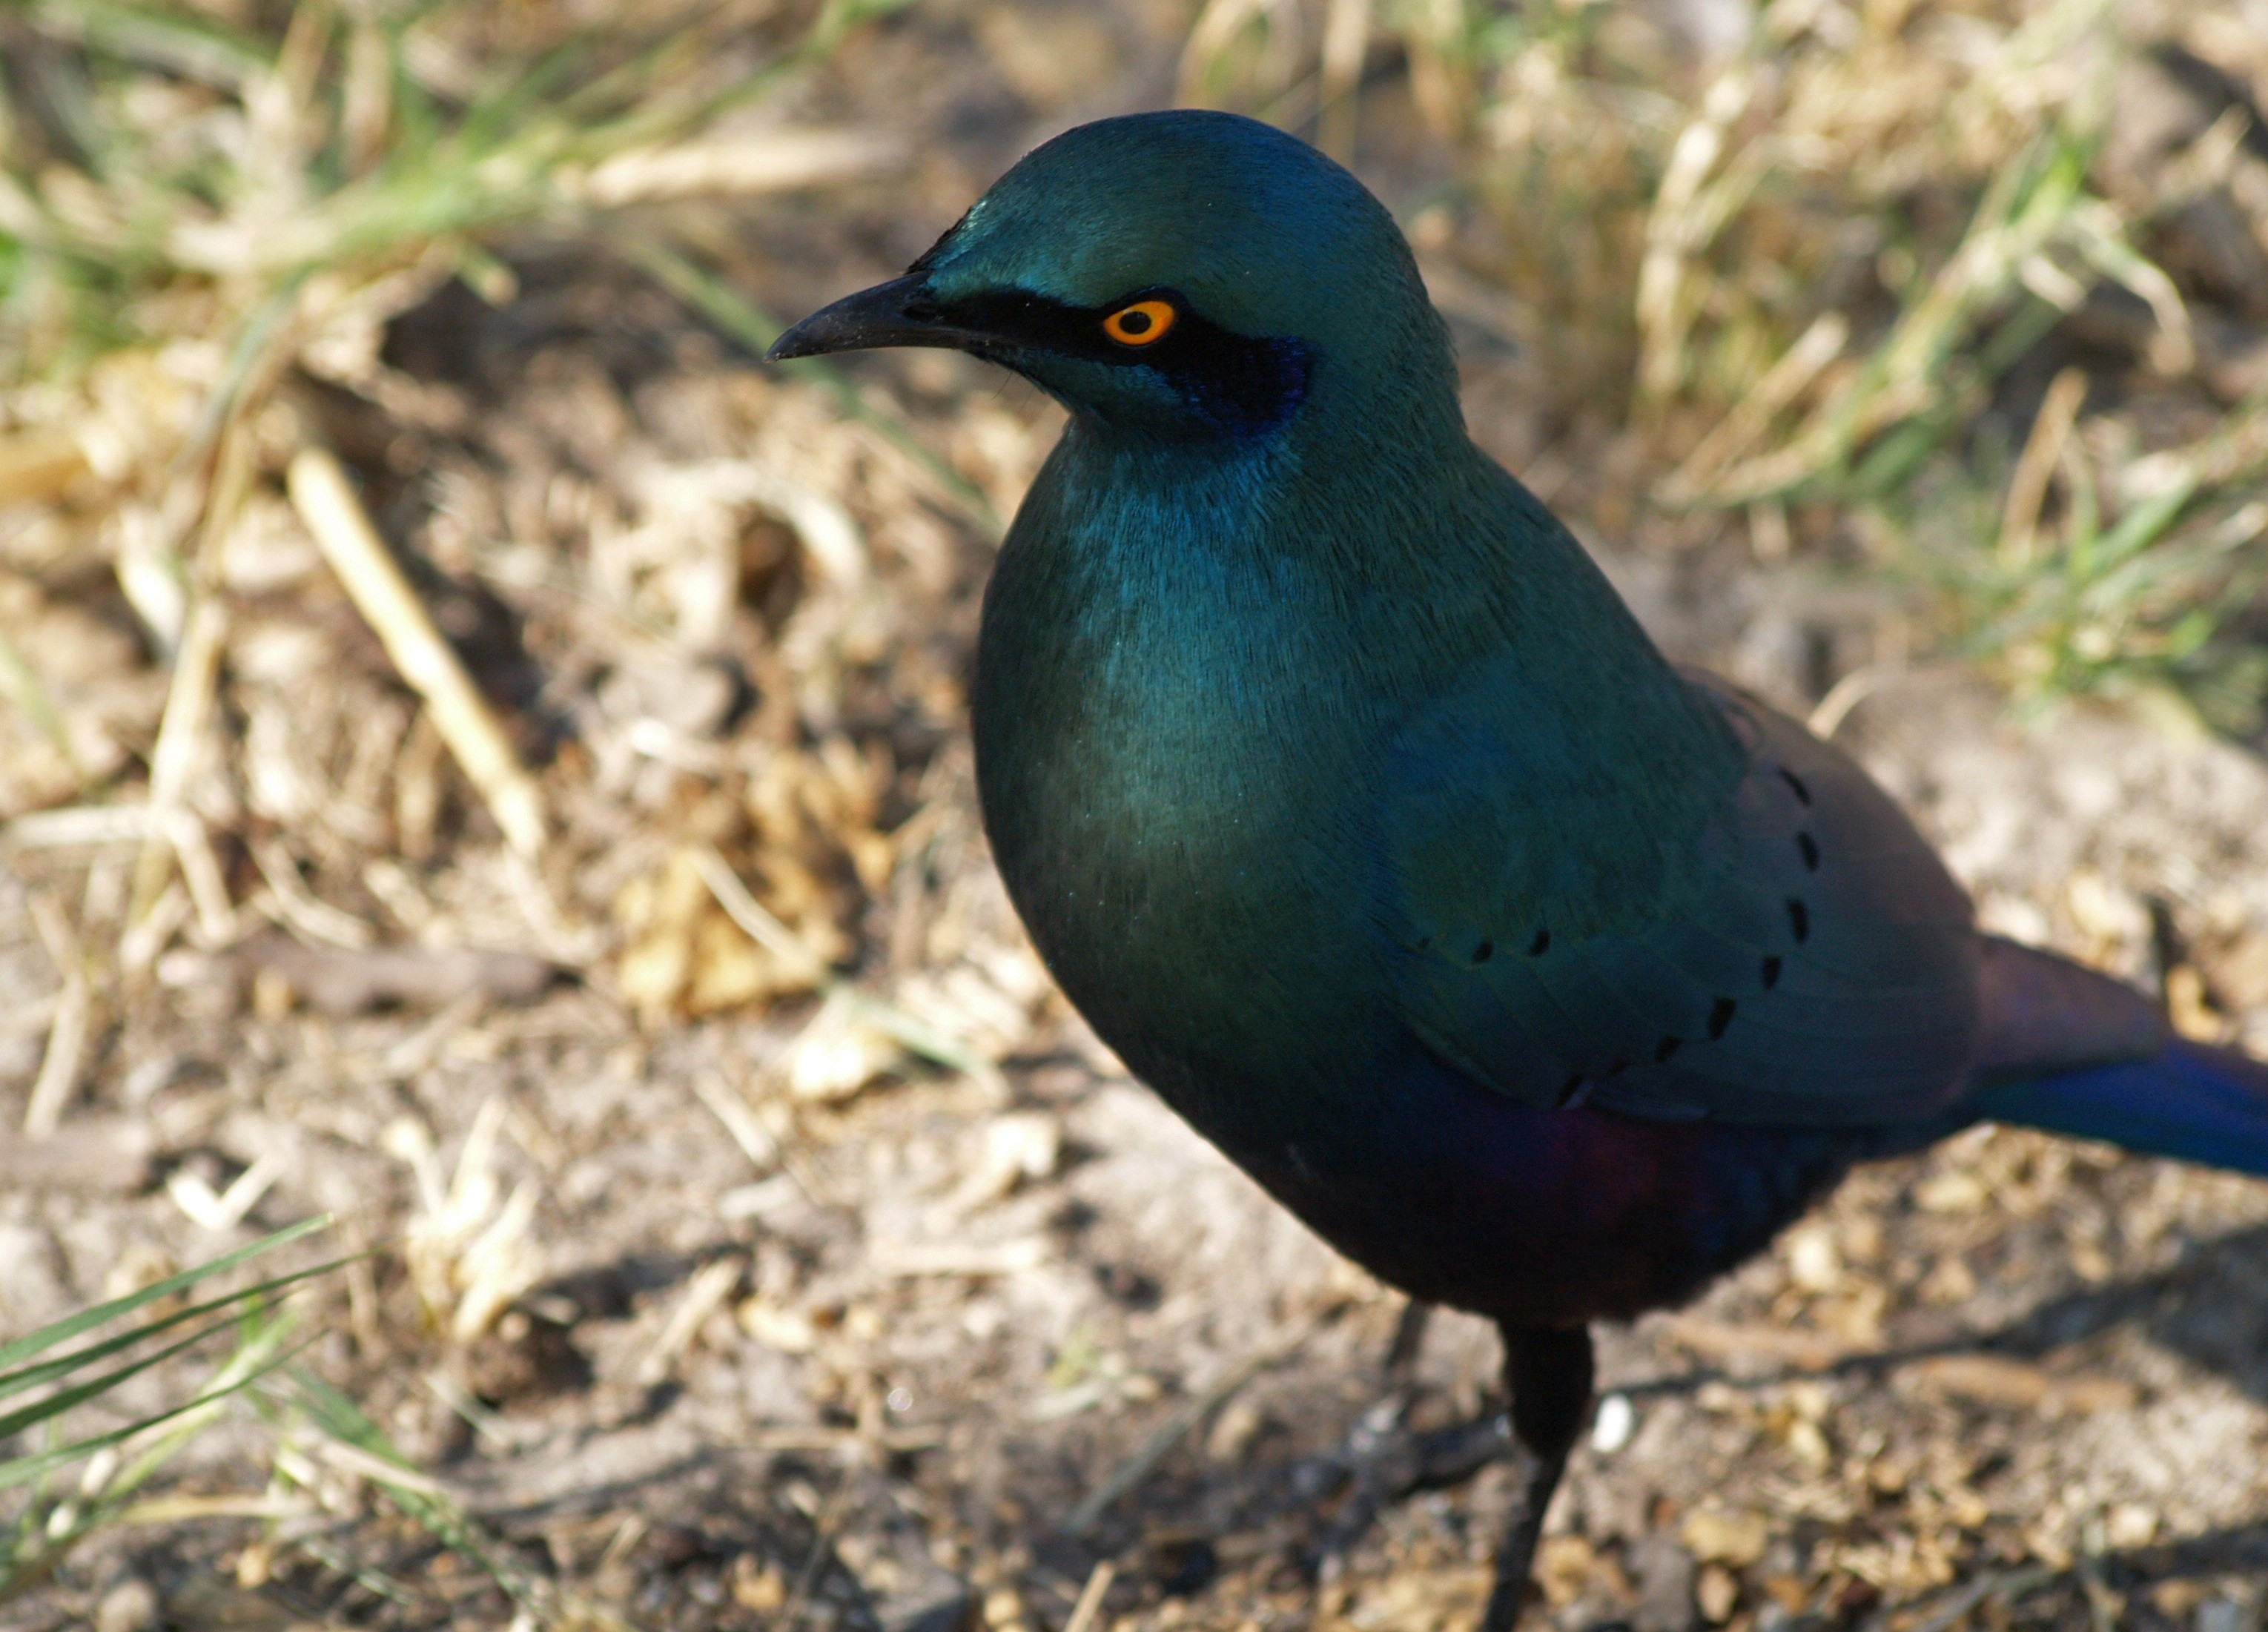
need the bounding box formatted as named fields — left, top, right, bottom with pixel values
left=1629, top=1532, right=1698, bottom=1632
left=1591, top=1392, right=1636, bottom=1453
left=94, top=1578, right=159, bottom=1632
left=2198, top=1599, right=2256, bottom=1632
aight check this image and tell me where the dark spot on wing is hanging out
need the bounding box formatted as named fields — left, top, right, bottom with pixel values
left=1472, top=939, right=1494, bottom=965
left=1707, top=997, right=1737, bottom=1039
left=1796, top=832, right=1820, bottom=871
left=1655, top=1035, right=1682, bottom=1063
left=1527, top=927, right=1550, bottom=957
left=1786, top=898, right=1810, bottom=942
left=1779, top=767, right=1811, bottom=806
left=1761, top=954, right=1782, bottom=989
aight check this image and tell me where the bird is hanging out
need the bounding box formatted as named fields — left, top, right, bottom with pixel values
left=770, top=109, right=2268, bottom=1627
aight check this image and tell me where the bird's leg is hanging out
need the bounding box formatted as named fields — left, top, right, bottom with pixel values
left=1479, top=1323, right=1595, bottom=1632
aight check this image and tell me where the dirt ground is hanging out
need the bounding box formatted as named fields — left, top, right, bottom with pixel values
left=7, top=4, right=2268, bottom=1631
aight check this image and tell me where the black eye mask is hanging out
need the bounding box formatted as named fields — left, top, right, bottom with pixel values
left=922, top=285, right=1313, bottom=440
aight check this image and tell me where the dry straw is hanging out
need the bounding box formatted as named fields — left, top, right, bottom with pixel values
left=1181, top=0, right=2268, bottom=727
left=288, top=445, right=547, bottom=859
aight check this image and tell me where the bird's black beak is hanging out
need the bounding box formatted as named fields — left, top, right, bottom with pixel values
left=767, top=274, right=976, bottom=361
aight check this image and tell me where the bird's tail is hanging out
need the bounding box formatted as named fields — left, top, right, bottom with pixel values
left=1966, top=1037, right=2268, bottom=1177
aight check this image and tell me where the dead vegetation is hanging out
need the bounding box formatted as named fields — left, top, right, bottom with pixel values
left=1211, top=0, right=2268, bottom=732
left=3, top=1, right=2268, bottom=1631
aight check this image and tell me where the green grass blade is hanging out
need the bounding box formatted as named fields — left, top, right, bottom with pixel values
left=274, top=1367, right=427, bottom=1479
left=0, top=1217, right=329, bottom=1375
left=0, top=1336, right=309, bottom=1496
left=2063, top=449, right=2100, bottom=578
left=0, top=1255, right=357, bottom=1406
left=93, top=1312, right=306, bottom=1504
left=0, top=1301, right=294, bottom=1446
left=27, top=1, right=272, bottom=93
left=276, top=1367, right=551, bottom=1610
left=2090, top=476, right=2198, bottom=576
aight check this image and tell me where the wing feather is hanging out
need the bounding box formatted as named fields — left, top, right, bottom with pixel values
left=1385, top=667, right=1982, bottom=1126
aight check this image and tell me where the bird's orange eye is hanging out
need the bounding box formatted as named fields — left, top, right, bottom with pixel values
left=1102, top=300, right=1177, bottom=346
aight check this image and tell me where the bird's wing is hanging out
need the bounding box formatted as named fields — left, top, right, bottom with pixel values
left=1382, top=667, right=1989, bottom=1126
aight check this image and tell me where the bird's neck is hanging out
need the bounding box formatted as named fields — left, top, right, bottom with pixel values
left=1014, top=387, right=1491, bottom=668
left=993, top=398, right=1693, bottom=725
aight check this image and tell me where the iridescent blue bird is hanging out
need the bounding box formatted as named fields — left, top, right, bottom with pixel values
left=772, top=110, right=2268, bottom=1625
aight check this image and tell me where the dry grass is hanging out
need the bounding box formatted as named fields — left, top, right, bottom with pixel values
left=4, top=1, right=2268, bottom=1630
left=1187, top=0, right=2268, bottom=730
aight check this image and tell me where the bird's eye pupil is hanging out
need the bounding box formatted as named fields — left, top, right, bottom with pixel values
left=1104, top=299, right=1176, bottom=346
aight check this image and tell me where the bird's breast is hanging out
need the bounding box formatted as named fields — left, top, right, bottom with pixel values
left=971, top=475, right=1402, bottom=1123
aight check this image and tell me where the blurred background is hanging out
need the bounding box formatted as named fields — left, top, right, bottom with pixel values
left=5, top=1, right=2268, bottom=1629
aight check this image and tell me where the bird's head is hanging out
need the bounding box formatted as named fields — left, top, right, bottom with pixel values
left=768, top=110, right=1458, bottom=445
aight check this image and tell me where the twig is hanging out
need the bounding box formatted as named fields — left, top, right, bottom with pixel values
left=783, top=1473, right=853, bottom=1632
left=130, top=387, right=268, bottom=927
left=2077, top=1552, right=2121, bottom=1632
left=868, top=1238, right=1046, bottom=1278
left=114, top=1493, right=311, bottom=1525
left=689, top=842, right=827, bottom=983
left=250, top=835, right=375, bottom=950
left=1316, top=0, right=1369, bottom=159
left=1, top=806, right=153, bottom=849
left=167, top=1152, right=288, bottom=1232
left=1065, top=1328, right=1309, bottom=1536
left=1806, top=661, right=1960, bottom=740
left=719, top=1176, right=804, bottom=1220
left=377, top=991, right=490, bottom=1079
left=164, top=810, right=238, bottom=945
left=1863, top=1564, right=2063, bottom=1632
left=594, top=1513, right=648, bottom=1579
left=576, top=127, right=900, bottom=206
left=1998, top=366, right=2088, bottom=567
left=1062, top=1559, right=1117, bottom=1632
left=129, top=594, right=231, bottom=922
left=1661, top=1313, right=1864, bottom=1372
left=422, top=1370, right=538, bottom=1454
left=288, top=1530, right=420, bottom=1608
left=1662, top=311, right=1850, bottom=504
left=635, top=1256, right=745, bottom=1387
left=839, top=990, right=1011, bottom=1103
left=690, top=1068, right=781, bottom=1169
left=23, top=894, right=90, bottom=1139
left=1636, top=65, right=1759, bottom=405
left=288, top=446, right=546, bottom=858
